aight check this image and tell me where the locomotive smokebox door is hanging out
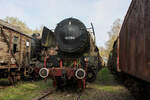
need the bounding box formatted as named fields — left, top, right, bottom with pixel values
left=41, top=26, right=56, bottom=47
left=54, top=18, right=89, bottom=54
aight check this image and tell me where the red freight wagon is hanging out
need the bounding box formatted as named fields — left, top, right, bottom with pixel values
left=119, top=0, right=150, bottom=83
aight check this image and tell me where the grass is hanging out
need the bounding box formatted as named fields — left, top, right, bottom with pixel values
left=96, top=67, right=115, bottom=84
left=0, top=68, right=133, bottom=100
left=89, top=67, right=124, bottom=93
left=0, top=79, right=53, bottom=100
left=47, top=68, right=132, bottom=100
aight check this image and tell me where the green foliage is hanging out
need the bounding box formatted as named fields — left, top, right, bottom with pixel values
left=99, top=19, right=121, bottom=61
left=0, top=80, right=52, bottom=100
left=4, top=16, right=33, bottom=34
left=4, top=16, right=43, bottom=35
left=99, top=46, right=107, bottom=64
left=105, top=19, right=121, bottom=58
left=95, top=68, right=116, bottom=85
left=99, top=19, right=121, bottom=65
left=32, top=25, right=44, bottom=34
left=0, top=69, right=133, bottom=100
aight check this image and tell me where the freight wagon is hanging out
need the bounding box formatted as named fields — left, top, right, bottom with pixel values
left=119, top=0, right=150, bottom=82
left=108, top=0, right=150, bottom=99
left=0, top=19, right=32, bottom=84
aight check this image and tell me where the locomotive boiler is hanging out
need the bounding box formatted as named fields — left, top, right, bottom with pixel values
left=37, top=18, right=102, bottom=89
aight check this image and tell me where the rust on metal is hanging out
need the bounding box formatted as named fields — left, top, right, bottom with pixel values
left=119, top=0, right=150, bottom=82
left=59, top=60, right=63, bottom=68
left=49, top=67, right=75, bottom=78
left=117, top=38, right=121, bottom=72
left=0, top=19, right=32, bottom=81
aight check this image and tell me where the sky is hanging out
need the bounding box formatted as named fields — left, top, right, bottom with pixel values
left=0, top=0, right=131, bottom=47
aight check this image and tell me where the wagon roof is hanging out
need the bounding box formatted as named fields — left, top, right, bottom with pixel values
left=0, top=19, right=32, bottom=39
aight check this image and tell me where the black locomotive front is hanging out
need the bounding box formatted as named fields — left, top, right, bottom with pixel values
left=55, top=18, right=89, bottom=55
left=38, top=18, right=99, bottom=89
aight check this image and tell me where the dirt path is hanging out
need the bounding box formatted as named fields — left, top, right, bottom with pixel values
left=0, top=68, right=135, bottom=100
left=37, top=68, right=135, bottom=100
left=40, top=84, right=134, bottom=100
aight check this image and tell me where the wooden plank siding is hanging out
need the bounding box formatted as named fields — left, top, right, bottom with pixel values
left=0, top=19, right=32, bottom=70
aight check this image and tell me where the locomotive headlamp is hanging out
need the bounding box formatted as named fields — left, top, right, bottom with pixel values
left=75, top=68, right=86, bottom=79
left=39, top=68, right=49, bottom=78
left=84, top=57, right=89, bottom=62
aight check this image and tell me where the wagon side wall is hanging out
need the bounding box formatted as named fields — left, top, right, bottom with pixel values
left=0, top=26, right=32, bottom=69
left=119, top=0, right=150, bottom=82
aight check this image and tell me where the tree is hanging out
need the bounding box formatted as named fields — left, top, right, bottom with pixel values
left=32, top=25, right=44, bottom=35
left=99, top=47, right=106, bottom=57
left=4, top=16, right=33, bottom=34
left=105, top=19, right=121, bottom=58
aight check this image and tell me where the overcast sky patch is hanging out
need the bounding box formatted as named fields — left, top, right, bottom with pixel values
left=0, top=0, right=131, bottom=46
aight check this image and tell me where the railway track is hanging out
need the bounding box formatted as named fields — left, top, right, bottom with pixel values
left=0, top=86, right=9, bottom=89
left=76, top=92, right=82, bottom=100
left=35, top=89, right=55, bottom=100
left=34, top=89, right=84, bottom=100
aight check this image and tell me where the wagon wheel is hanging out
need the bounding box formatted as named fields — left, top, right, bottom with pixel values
left=16, top=72, right=21, bottom=81
left=12, top=76, right=17, bottom=83
left=86, top=68, right=97, bottom=82
left=8, top=76, right=14, bottom=85
left=8, top=75, right=17, bottom=85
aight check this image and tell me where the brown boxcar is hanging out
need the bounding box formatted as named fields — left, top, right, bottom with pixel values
left=0, top=19, right=32, bottom=83
left=118, top=0, right=150, bottom=83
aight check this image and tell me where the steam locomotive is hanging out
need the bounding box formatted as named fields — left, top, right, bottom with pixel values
left=32, top=18, right=102, bottom=89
